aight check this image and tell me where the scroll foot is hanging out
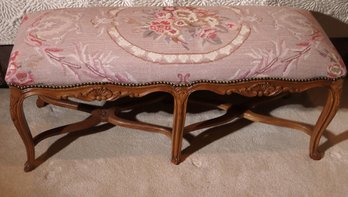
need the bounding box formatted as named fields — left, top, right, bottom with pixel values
left=171, top=156, right=181, bottom=165
left=24, top=161, right=36, bottom=172
left=310, top=151, right=324, bottom=160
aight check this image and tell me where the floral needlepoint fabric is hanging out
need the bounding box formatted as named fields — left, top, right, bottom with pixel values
left=5, top=6, right=346, bottom=87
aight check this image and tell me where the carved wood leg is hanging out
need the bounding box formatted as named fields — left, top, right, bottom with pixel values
left=10, top=88, right=36, bottom=172
left=36, top=96, right=48, bottom=108
left=309, top=79, right=343, bottom=160
left=171, top=89, right=189, bottom=165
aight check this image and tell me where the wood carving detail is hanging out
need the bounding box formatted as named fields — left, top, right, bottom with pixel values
left=81, top=87, right=116, bottom=101
left=55, top=87, right=143, bottom=101
left=10, top=94, right=17, bottom=112
left=331, top=79, right=343, bottom=93
left=226, top=82, right=294, bottom=97
left=9, top=88, right=22, bottom=121
left=174, top=87, right=191, bottom=100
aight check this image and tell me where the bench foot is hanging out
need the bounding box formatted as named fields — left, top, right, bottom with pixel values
left=24, top=161, right=36, bottom=172
left=309, top=151, right=324, bottom=160
left=171, top=157, right=181, bottom=165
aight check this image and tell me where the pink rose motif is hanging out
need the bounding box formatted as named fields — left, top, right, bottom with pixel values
left=226, top=22, right=237, bottom=30
left=15, top=71, right=34, bottom=84
left=137, top=6, right=237, bottom=50
left=328, top=63, right=344, bottom=78
left=199, top=28, right=217, bottom=39
left=5, top=51, right=34, bottom=85
left=150, top=20, right=172, bottom=33
left=155, top=11, right=172, bottom=19
left=166, top=28, right=179, bottom=36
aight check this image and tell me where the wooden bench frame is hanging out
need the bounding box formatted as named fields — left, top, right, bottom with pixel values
left=9, top=77, right=343, bottom=172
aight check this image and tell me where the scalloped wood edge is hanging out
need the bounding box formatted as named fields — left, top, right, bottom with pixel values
left=9, top=79, right=343, bottom=171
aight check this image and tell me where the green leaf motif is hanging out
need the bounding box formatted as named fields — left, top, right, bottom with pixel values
left=143, top=30, right=154, bottom=38
left=182, top=43, right=190, bottom=51
left=164, top=36, right=171, bottom=44
left=211, top=37, right=222, bottom=44
left=216, top=25, right=228, bottom=33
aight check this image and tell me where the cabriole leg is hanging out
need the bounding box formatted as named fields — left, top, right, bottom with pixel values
left=171, top=89, right=189, bottom=165
left=309, top=80, right=343, bottom=160
left=10, top=88, right=36, bottom=172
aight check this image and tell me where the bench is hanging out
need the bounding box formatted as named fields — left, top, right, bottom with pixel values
left=6, top=6, right=346, bottom=172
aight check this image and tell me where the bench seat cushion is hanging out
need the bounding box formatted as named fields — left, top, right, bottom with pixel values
left=5, top=6, right=346, bottom=87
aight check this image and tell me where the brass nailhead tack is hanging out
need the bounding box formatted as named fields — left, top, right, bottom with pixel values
left=10, top=76, right=343, bottom=90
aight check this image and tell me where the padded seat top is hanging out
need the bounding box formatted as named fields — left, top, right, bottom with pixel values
left=5, top=6, right=346, bottom=87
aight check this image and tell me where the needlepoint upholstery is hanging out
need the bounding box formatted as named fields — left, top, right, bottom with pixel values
left=5, top=6, right=346, bottom=87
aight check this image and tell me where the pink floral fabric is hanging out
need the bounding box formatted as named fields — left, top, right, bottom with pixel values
left=5, top=6, right=346, bottom=87
left=142, top=7, right=238, bottom=50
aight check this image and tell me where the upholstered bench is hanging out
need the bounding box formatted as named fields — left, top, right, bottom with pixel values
left=6, top=6, right=346, bottom=172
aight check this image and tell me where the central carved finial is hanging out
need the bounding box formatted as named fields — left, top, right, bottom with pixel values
left=82, top=87, right=115, bottom=101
